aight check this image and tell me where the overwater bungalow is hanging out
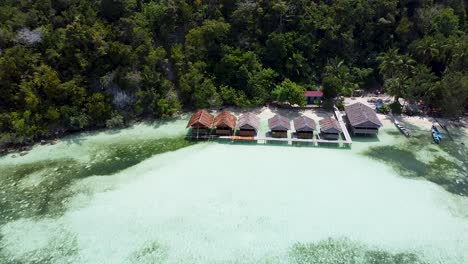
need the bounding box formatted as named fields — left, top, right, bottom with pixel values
left=319, top=117, right=342, bottom=140
left=268, top=114, right=291, bottom=138
left=344, top=103, right=382, bottom=135
left=294, top=116, right=316, bottom=139
left=237, top=112, right=260, bottom=136
left=213, top=111, right=237, bottom=135
left=186, top=110, right=214, bottom=137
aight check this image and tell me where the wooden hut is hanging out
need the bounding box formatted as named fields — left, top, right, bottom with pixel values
left=213, top=111, right=237, bottom=135
left=319, top=117, right=342, bottom=140
left=344, top=103, right=382, bottom=135
left=293, top=116, right=316, bottom=139
left=268, top=114, right=290, bottom=138
left=186, top=110, right=214, bottom=137
left=237, top=112, right=260, bottom=136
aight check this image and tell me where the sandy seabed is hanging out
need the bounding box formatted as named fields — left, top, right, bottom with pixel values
left=0, top=109, right=467, bottom=264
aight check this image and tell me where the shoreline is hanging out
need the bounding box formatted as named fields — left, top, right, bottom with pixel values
left=2, top=97, right=466, bottom=157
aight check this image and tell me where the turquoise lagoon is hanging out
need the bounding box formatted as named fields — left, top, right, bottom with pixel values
left=0, top=117, right=467, bottom=264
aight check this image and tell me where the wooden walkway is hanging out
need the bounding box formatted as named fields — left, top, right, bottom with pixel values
left=217, top=106, right=353, bottom=146
left=189, top=105, right=353, bottom=147
left=219, top=135, right=349, bottom=145
left=333, top=107, right=353, bottom=144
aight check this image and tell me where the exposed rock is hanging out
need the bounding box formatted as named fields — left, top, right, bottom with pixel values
left=16, top=28, right=43, bottom=45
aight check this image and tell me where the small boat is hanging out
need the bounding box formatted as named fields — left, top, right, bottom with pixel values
left=432, top=125, right=442, bottom=144
left=394, top=119, right=411, bottom=137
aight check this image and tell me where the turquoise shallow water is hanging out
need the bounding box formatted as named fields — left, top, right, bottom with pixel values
left=0, top=118, right=467, bottom=264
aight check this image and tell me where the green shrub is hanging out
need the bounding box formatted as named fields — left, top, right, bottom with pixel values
left=106, top=113, right=125, bottom=128
left=377, top=104, right=390, bottom=114
left=336, top=101, right=345, bottom=111
left=403, top=105, right=423, bottom=116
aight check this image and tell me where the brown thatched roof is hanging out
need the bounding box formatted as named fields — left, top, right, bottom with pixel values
left=237, top=112, right=260, bottom=131
left=344, top=103, right=382, bottom=128
left=213, top=111, right=237, bottom=129
left=268, top=114, right=291, bottom=131
left=294, top=116, right=316, bottom=132
left=186, top=110, right=214, bottom=128
left=319, top=117, right=342, bottom=133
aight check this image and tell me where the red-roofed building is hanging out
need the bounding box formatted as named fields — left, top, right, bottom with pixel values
left=187, top=110, right=214, bottom=137
left=213, top=111, right=237, bottom=135
left=305, top=91, right=324, bottom=104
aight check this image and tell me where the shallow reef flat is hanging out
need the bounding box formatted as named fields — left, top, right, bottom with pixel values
left=0, top=120, right=467, bottom=264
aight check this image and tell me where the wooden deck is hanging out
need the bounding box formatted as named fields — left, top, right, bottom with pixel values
left=218, top=136, right=349, bottom=146
left=333, top=107, right=353, bottom=144
left=218, top=106, right=353, bottom=146
left=188, top=105, right=353, bottom=147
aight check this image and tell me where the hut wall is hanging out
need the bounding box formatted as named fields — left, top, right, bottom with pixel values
left=271, top=130, right=288, bottom=138
left=191, top=123, right=211, bottom=135
left=190, top=127, right=210, bottom=137
left=351, top=127, right=379, bottom=135
left=297, top=131, right=314, bottom=139
left=321, top=132, right=340, bottom=140
left=215, top=128, right=233, bottom=135
left=239, top=129, right=257, bottom=136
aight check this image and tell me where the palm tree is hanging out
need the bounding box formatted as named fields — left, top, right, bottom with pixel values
left=377, top=48, right=401, bottom=79
left=324, top=58, right=363, bottom=96
left=377, top=49, right=415, bottom=101
left=415, top=39, right=441, bottom=64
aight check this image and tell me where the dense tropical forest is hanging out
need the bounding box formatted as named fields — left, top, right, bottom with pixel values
left=0, top=0, right=466, bottom=146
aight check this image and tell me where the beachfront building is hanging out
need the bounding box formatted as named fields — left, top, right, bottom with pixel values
left=268, top=114, right=291, bottom=138
left=305, top=91, right=324, bottom=104
left=293, top=116, right=316, bottom=139
left=237, top=112, right=260, bottom=136
left=344, top=102, right=382, bottom=135
left=319, top=117, right=342, bottom=140
left=186, top=110, right=214, bottom=137
left=213, top=111, right=237, bottom=135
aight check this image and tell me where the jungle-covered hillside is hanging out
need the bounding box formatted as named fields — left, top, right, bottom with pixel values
left=0, top=0, right=466, bottom=145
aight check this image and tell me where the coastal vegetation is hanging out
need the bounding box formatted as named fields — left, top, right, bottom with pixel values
left=0, top=0, right=466, bottom=147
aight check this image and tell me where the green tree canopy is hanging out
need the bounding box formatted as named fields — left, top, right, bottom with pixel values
left=0, top=0, right=467, bottom=145
left=432, top=8, right=460, bottom=37
left=272, top=79, right=306, bottom=106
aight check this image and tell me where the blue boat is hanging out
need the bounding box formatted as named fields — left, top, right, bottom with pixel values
left=432, top=125, right=442, bottom=144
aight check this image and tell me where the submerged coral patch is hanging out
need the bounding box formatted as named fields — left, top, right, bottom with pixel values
left=290, top=238, right=427, bottom=264
left=364, top=129, right=468, bottom=196
left=0, top=121, right=467, bottom=263
left=364, top=146, right=428, bottom=176
left=127, top=241, right=169, bottom=264
left=0, top=137, right=195, bottom=224
left=0, top=222, right=78, bottom=264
